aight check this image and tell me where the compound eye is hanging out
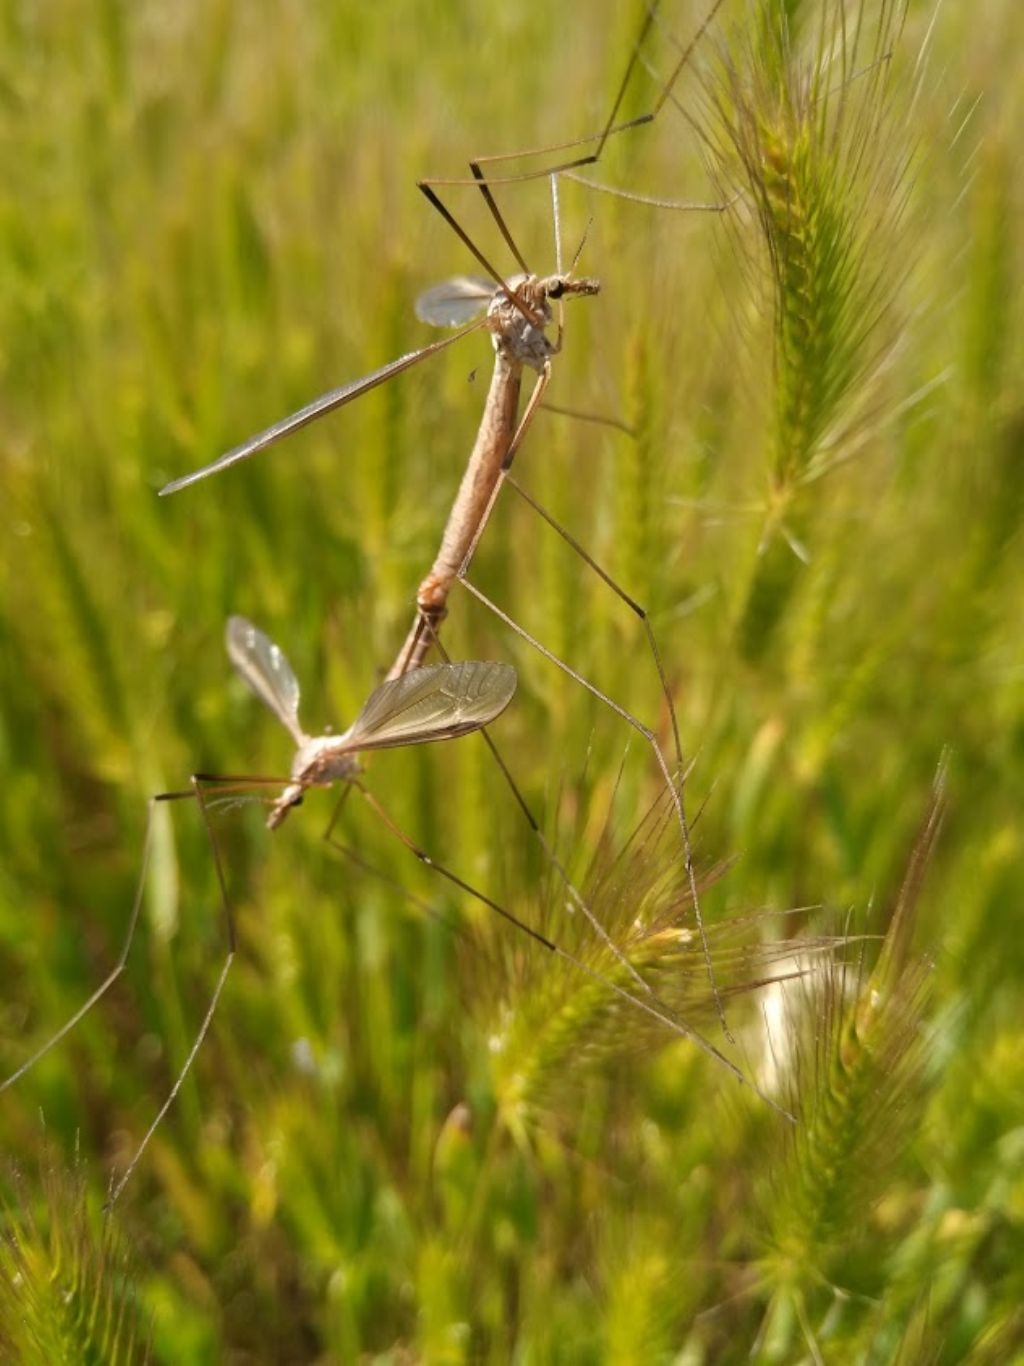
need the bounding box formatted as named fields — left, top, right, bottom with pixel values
left=547, top=280, right=565, bottom=300
left=291, top=794, right=304, bottom=809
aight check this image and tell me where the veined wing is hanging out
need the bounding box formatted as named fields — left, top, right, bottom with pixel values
left=226, top=616, right=307, bottom=747
left=160, top=315, right=489, bottom=495
left=415, top=276, right=495, bottom=327
left=342, top=661, right=516, bottom=753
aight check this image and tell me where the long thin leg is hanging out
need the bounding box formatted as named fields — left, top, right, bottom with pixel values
left=420, top=0, right=727, bottom=198
left=538, top=401, right=635, bottom=436
left=0, top=793, right=174, bottom=1096
left=323, top=778, right=737, bottom=1048
left=560, top=172, right=732, bottom=213
left=321, top=789, right=497, bottom=965
left=505, top=471, right=684, bottom=776
left=354, top=781, right=786, bottom=1115
left=454, top=575, right=731, bottom=1040
left=389, top=356, right=706, bottom=1017
left=414, top=3, right=730, bottom=329
left=411, top=617, right=657, bottom=1001
left=104, top=774, right=257, bottom=1206
left=0, top=774, right=282, bottom=1206
left=416, top=183, right=544, bottom=329
left=443, top=371, right=722, bottom=1025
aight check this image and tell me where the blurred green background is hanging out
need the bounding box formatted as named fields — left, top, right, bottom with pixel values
left=1, top=0, right=1022, bottom=1360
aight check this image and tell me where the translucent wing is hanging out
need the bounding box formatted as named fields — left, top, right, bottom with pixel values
left=225, top=616, right=307, bottom=746
left=341, top=661, right=516, bottom=753
left=159, top=316, right=488, bottom=495
left=415, top=276, right=496, bottom=327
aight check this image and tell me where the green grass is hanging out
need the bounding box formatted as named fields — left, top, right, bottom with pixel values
left=1, top=0, right=1022, bottom=1359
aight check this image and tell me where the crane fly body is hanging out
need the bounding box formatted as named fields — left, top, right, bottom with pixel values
left=225, top=617, right=518, bottom=829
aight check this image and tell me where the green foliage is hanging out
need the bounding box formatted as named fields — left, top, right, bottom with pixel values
left=1, top=0, right=1022, bottom=1360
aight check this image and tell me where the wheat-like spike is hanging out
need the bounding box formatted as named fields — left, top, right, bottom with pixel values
left=759, top=761, right=944, bottom=1298
left=475, top=791, right=846, bottom=1136
left=0, top=1154, right=151, bottom=1363
left=702, top=1, right=911, bottom=658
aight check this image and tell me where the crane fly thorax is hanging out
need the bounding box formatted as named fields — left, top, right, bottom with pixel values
left=292, top=734, right=361, bottom=786
left=488, top=276, right=554, bottom=372
left=487, top=272, right=601, bottom=373
left=267, top=735, right=360, bottom=831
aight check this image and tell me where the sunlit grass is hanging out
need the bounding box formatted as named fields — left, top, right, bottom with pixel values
left=1, top=0, right=1022, bottom=1359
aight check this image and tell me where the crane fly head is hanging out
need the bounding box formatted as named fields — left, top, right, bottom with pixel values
left=267, top=784, right=304, bottom=831
left=544, top=274, right=600, bottom=302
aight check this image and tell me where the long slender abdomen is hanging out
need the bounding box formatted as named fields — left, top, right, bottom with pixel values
left=419, top=355, right=522, bottom=609
left=387, top=353, right=522, bottom=678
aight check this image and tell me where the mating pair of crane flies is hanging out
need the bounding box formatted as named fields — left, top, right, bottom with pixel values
left=5, top=0, right=766, bottom=1203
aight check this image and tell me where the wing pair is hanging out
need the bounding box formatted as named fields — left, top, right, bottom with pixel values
left=225, top=616, right=516, bottom=758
